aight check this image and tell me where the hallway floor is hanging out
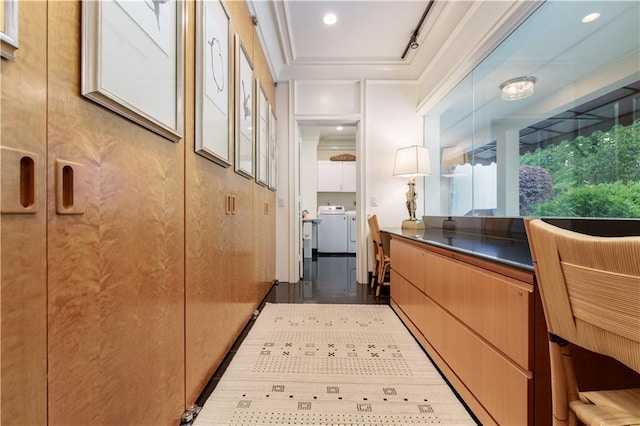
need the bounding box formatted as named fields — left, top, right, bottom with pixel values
left=267, top=255, right=390, bottom=305
left=192, top=255, right=389, bottom=416
left=193, top=302, right=477, bottom=426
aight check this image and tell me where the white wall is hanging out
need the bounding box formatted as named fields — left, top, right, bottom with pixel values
left=274, top=79, right=423, bottom=282
left=364, top=81, right=424, bottom=230
left=275, top=80, right=364, bottom=282
left=275, top=82, right=291, bottom=282
left=270, top=3, right=543, bottom=282
left=300, top=134, right=318, bottom=219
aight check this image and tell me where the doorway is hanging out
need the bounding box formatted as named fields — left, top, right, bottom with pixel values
left=295, top=120, right=365, bottom=284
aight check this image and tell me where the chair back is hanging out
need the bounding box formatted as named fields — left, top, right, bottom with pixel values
left=525, top=219, right=640, bottom=373
left=368, top=214, right=390, bottom=256
left=367, top=214, right=382, bottom=247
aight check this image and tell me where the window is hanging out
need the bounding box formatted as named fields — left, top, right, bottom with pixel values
left=425, top=1, right=640, bottom=218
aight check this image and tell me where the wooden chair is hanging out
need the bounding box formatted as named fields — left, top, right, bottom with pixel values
left=524, top=219, right=640, bottom=426
left=367, top=215, right=380, bottom=290
left=367, top=215, right=390, bottom=297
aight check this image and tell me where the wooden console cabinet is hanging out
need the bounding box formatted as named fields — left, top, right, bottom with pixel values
left=390, top=235, right=551, bottom=426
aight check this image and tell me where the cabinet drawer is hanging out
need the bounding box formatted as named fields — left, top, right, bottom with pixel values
left=396, top=276, right=531, bottom=426
left=423, top=250, right=532, bottom=369
left=391, top=238, right=425, bottom=288
left=392, top=238, right=532, bottom=370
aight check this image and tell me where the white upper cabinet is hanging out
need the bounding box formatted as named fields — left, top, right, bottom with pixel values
left=317, top=160, right=356, bottom=192
left=342, top=161, right=356, bottom=192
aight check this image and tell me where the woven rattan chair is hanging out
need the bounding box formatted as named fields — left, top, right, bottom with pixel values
left=367, top=215, right=390, bottom=297
left=525, top=219, right=640, bottom=426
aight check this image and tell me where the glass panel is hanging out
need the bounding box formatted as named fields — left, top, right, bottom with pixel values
left=425, top=0, right=640, bottom=218
left=426, top=74, right=473, bottom=216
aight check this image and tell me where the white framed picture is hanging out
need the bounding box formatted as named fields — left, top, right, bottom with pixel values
left=0, top=0, right=18, bottom=60
left=255, top=80, right=268, bottom=186
left=195, top=0, right=232, bottom=166
left=268, top=105, right=277, bottom=191
left=234, top=34, right=254, bottom=179
left=82, top=0, right=184, bottom=142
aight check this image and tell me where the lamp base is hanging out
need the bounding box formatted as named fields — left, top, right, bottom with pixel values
left=402, top=219, right=425, bottom=230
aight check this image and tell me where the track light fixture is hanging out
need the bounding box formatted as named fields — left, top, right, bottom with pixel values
left=409, top=36, right=419, bottom=50
left=401, top=0, right=434, bottom=59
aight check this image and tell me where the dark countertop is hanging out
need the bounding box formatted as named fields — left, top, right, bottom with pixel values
left=384, top=216, right=640, bottom=273
left=383, top=227, right=534, bottom=272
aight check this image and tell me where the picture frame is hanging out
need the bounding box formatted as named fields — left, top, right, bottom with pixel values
left=255, top=80, right=268, bottom=186
left=195, top=0, right=232, bottom=166
left=82, top=0, right=184, bottom=142
left=268, top=105, right=277, bottom=191
left=234, top=34, right=254, bottom=179
left=0, top=0, right=18, bottom=60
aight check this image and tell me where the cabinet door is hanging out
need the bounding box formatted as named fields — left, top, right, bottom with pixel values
left=317, top=160, right=343, bottom=192
left=342, top=161, right=356, bottom=192
left=1, top=2, right=48, bottom=424
left=47, top=3, right=185, bottom=424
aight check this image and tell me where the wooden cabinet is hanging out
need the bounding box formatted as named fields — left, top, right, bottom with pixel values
left=390, top=236, right=549, bottom=426
left=317, top=160, right=356, bottom=192
left=1, top=2, right=276, bottom=425
left=0, top=2, right=48, bottom=424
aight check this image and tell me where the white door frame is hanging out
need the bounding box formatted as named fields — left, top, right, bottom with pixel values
left=287, top=115, right=367, bottom=284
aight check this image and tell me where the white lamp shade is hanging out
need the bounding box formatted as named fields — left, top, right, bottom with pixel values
left=393, top=145, right=431, bottom=177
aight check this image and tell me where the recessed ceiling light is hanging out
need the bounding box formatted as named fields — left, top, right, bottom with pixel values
left=336, top=126, right=343, bottom=131
left=499, top=76, right=537, bottom=101
left=323, top=13, right=337, bottom=25
left=582, top=12, right=600, bottom=23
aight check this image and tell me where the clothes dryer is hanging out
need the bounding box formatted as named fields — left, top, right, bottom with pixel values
left=347, top=210, right=356, bottom=253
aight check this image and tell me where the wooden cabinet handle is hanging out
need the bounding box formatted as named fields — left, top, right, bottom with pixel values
left=0, top=146, right=39, bottom=214
left=55, top=159, right=86, bottom=215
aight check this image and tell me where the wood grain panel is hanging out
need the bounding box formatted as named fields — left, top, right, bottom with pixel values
left=185, top=0, right=230, bottom=403
left=0, top=1, right=48, bottom=424
left=185, top=0, right=275, bottom=405
left=424, top=250, right=532, bottom=369
left=390, top=237, right=550, bottom=425
left=395, top=272, right=531, bottom=426
left=391, top=238, right=532, bottom=369
left=390, top=238, right=425, bottom=290
left=393, top=235, right=534, bottom=283
left=260, top=188, right=275, bottom=288
left=47, top=2, right=185, bottom=425
left=266, top=188, right=276, bottom=285
left=391, top=293, right=498, bottom=426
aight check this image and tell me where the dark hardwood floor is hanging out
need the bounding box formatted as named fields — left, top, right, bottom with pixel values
left=266, top=255, right=390, bottom=305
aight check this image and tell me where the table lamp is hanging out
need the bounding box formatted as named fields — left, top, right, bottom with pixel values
left=393, top=145, right=431, bottom=230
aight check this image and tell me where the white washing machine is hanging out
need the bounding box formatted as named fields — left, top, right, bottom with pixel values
left=347, top=210, right=356, bottom=253
left=317, top=206, right=347, bottom=253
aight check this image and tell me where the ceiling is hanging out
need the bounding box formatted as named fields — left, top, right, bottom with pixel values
left=247, top=0, right=539, bottom=151
left=248, top=0, right=478, bottom=81
left=300, top=123, right=357, bottom=152
left=246, top=0, right=478, bottom=150
left=248, top=1, right=638, bottom=159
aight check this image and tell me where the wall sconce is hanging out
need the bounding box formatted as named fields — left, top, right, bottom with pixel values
left=500, top=76, right=537, bottom=101
left=393, top=145, right=431, bottom=230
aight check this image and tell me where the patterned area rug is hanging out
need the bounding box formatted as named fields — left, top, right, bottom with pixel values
left=194, top=303, right=477, bottom=425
